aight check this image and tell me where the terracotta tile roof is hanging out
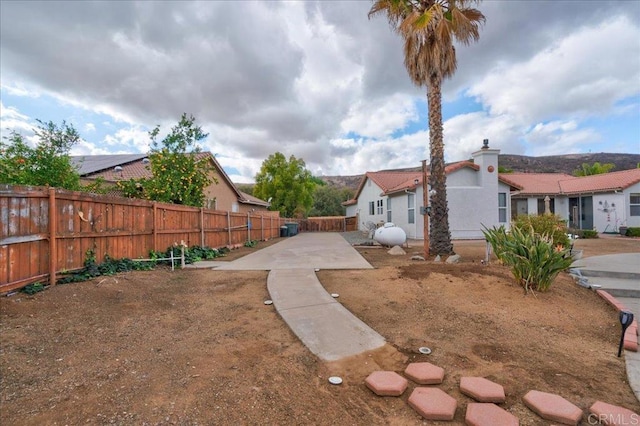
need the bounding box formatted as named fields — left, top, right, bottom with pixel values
left=344, top=161, right=488, bottom=205
left=559, top=168, right=640, bottom=194
left=503, top=168, right=640, bottom=196
left=498, top=173, right=572, bottom=195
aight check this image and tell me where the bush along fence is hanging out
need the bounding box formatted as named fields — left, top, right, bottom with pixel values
left=0, top=185, right=288, bottom=293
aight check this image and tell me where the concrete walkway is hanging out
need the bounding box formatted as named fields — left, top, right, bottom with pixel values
left=212, top=233, right=385, bottom=361
left=574, top=253, right=640, bottom=403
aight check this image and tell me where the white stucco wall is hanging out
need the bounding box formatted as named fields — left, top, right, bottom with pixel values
left=350, top=147, right=511, bottom=240
left=355, top=178, right=387, bottom=230
left=591, top=192, right=626, bottom=232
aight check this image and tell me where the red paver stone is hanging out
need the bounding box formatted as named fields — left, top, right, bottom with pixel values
left=465, top=403, right=519, bottom=426
left=404, top=362, right=445, bottom=385
left=523, top=390, right=582, bottom=425
left=364, top=371, right=408, bottom=396
left=460, top=377, right=506, bottom=403
left=589, top=401, right=639, bottom=425
left=408, top=387, right=457, bottom=421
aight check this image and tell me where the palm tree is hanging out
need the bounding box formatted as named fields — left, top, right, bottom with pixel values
left=369, top=0, right=485, bottom=256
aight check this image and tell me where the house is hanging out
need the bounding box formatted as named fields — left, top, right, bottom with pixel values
left=500, top=168, right=640, bottom=233
left=344, top=142, right=517, bottom=239
left=72, top=152, right=271, bottom=213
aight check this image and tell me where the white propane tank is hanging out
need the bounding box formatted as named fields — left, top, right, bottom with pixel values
left=374, top=223, right=407, bottom=247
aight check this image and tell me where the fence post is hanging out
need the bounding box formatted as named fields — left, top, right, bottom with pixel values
left=48, top=188, right=57, bottom=287
left=153, top=202, right=158, bottom=252
left=261, top=215, right=264, bottom=241
left=200, top=208, right=205, bottom=247
left=227, top=211, right=231, bottom=246
left=247, top=212, right=251, bottom=242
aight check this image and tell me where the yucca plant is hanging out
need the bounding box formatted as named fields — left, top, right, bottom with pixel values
left=483, top=225, right=573, bottom=293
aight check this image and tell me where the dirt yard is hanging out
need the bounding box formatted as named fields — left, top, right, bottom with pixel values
left=1, top=235, right=639, bottom=425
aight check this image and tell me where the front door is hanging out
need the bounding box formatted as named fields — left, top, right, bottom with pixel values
left=569, top=196, right=593, bottom=230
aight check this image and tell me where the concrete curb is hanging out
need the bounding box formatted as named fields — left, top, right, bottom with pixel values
left=596, top=290, right=638, bottom=352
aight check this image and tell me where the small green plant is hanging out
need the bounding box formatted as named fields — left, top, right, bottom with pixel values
left=483, top=225, right=573, bottom=293
left=567, top=228, right=598, bottom=239
left=57, top=249, right=155, bottom=284
left=22, top=282, right=45, bottom=295
left=244, top=240, right=258, bottom=248
left=513, top=214, right=570, bottom=248
left=626, top=227, right=640, bottom=237
left=151, top=245, right=221, bottom=265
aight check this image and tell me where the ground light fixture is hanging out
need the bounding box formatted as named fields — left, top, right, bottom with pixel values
left=618, top=310, right=634, bottom=357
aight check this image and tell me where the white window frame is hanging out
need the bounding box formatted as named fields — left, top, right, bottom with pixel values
left=386, top=198, right=392, bottom=222
left=631, top=193, right=640, bottom=216
left=377, top=199, right=383, bottom=215
left=369, top=201, right=375, bottom=215
left=498, top=193, right=507, bottom=223
left=408, top=193, right=415, bottom=224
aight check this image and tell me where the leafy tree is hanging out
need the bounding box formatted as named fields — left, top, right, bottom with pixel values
left=369, top=0, right=485, bottom=256
left=253, top=152, right=315, bottom=218
left=236, top=183, right=255, bottom=196
left=573, top=162, right=615, bottom=176
left=0, top=120, right=82, bottom=190
left=310, top=185, right=354, bottom=217
left=117, top=114, right=216, bottom=207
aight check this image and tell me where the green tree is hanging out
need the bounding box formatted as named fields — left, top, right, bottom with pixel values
left=236, top=183, right=255, bottom=196
left=117, top=114, right=216, bottom=207
left=369, top=0, right=485, bottom=256
left=254, top=152, right=315, bottom=218
left=573, top=162, right=615, bottom=176
left=310, top=185, right=354, bottom=217
left=0, top=120, right=82, bottom=190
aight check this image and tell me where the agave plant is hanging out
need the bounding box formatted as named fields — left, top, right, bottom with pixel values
left=483, top=225, right=573, bottom=293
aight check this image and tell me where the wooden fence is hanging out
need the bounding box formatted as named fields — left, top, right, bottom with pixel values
left=0, top=185, right=357, bottom=293
left=299, top=216, right=358, bottom=232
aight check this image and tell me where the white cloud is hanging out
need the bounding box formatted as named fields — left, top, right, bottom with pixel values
left=0, top=101, right=34, bottom=141
left=468, top=16, right=640, bottom=123
left=341, top=94, right=419, bottom=139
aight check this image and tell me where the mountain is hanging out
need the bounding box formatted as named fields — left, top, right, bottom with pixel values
left=319, top=153, right=640, bottom=192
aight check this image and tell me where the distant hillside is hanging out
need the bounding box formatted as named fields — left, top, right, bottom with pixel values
left=319, top=153, right=640, bottom=192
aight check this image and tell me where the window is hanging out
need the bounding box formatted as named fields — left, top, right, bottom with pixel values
left=369, top=201, right=375, bottom=215
left=377, top=199, right=383, bottom=215
left=408, top=193, right=415, bottom=224
left=386, top=198, right=392, bottom=222
left=631, top=193, right=640, bottom=216
left=498, top=193, right=507, bottom=223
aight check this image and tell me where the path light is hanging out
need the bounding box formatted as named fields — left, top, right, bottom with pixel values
left=618, top=310, right=634, bottom=357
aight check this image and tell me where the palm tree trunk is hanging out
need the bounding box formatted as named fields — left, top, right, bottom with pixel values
left=427, top=76, right=454, bottom=256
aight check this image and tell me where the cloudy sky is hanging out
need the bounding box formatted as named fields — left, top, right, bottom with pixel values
left=1, top=1, right=639, bottom=183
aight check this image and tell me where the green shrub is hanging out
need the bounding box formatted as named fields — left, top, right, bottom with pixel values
left=626, top=227, right=640, bottom=237
left=22, top=282, right=45, bottom=295
left=513, top=214, right=570, bottom=248
left=567, top=228, right=598, bottom=239
left=483, top=225, right=573, bottom=293
left=57, top=249, right=156, bottom=284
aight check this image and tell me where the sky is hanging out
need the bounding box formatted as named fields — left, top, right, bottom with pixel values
left=1, top=1, right=639, bottom=183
